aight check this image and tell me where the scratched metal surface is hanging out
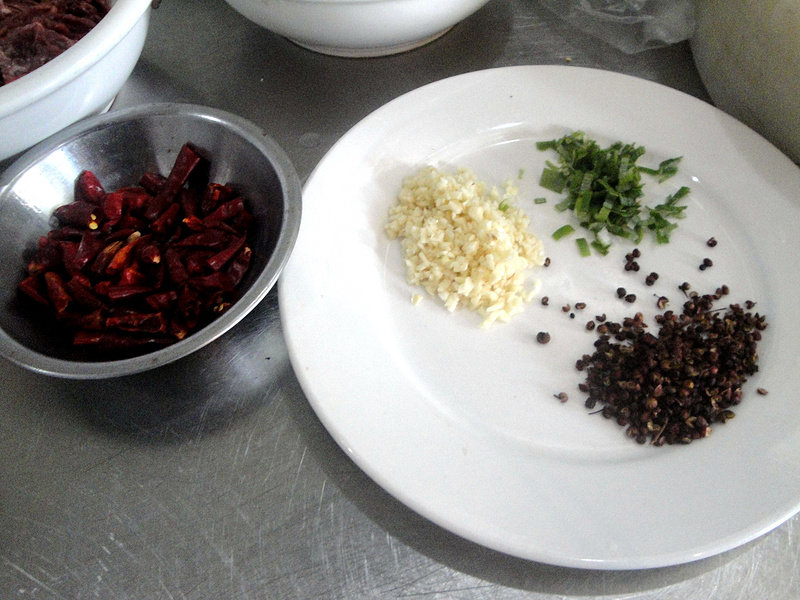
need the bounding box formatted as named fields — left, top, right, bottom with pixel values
left=1, top=0, right=799, bottom=598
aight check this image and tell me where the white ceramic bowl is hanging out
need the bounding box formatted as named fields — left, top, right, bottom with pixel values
left=0, top=0, right=152, bottom=161
left=222, top=0, right=492, bottom=57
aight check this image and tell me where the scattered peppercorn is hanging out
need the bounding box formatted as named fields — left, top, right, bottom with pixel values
left=645, top=272, right=659, bottom=286
left=706, top=237, right=717, bottom=248
left=554, top=392, right=568, bottom=402
left=586, top=320, right=596, bottom=331
left=616, top=287, right=626, bottom=298
left=561, top=304, right=571, bottom=312
left=679, top=282, right=691, bottom=295
left=544, top=257, right=551, bottom=267
left=541, top=296, right=549, bottom=306
left=536, top=331, right=551, bottom=344
left=656, top=296, right=669, bottom=309
left=624, top=293, right=636, bottom=303
left=623, top=249, right=641, bottom=273
left=575, top=302, right=586, bottom=310
left=757, top=388, right=768, bottom=395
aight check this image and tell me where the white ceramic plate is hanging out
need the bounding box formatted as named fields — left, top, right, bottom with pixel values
left=278, top=66, right=800, bottom=569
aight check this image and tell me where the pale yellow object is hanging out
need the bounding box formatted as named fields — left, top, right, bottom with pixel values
left=385, top=166, right=545, bottom=327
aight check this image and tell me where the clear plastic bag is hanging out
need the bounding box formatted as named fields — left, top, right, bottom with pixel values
left=539, top=0, right=696, bottom=54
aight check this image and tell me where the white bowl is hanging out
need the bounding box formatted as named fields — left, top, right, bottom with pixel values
left=222, top=0, right=492, bottom=57
left=0, top=0, right=152, bottom=161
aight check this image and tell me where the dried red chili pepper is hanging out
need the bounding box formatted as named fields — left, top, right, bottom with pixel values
left=203, top=196, right=245, bottom=227
left=150, top=202, right=180, bottom=236
left=17, top=142, right=257, bottom=356
left=179, top=188, right=199, bottom=218
left=54, top=200, right=100, bottom=229
left=164, top=248, right=188, bottom=286
left=175, top=229, right=229, bottom=248
left=145, top=290, right=178, bottom=312
left=105, top=232, right=141, bottom=275
left=106, top=311, right=167, bottom=334
left=144, top=144, right=203, bottom=220
left=18, top=275, right=49, bottom=306
left=200, top=182, right=235, bottom=216
left=139, top=172, right=166, bottom=195
left=44, top=272, right=71, bottom=313
left=75, top=170, right=106, bottom=205
left=65, top=276, right=105, bottom=309
left=207, top=236, right=245, bottom=271
left=182, top=215, right=204, bottom=232
left=89, top=240, right=124, bottom=275
left=118, top=265, right=146, bottom=287
left=72, top=232, right=105, bottom=271
left=227, top=246, right=252, bottom=287
left=102, top=191, right=124, bottom=225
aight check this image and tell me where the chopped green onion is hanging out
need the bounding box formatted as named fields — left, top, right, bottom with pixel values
left=534, top=197, right=547, bottom=204
left=591, top=239, right=610, bottom=255
left=576, top=237, right=591, bottom=257
left=498, top=199, right=510, bottom=211
left=639, top=156, right=683, bottom=182
left=552, top=224, right=575, bottom=240
left=539, top=167, right=566, bottom=193
left=536, top=130, right=689, bottom=252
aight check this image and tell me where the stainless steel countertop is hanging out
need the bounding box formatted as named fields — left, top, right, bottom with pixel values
left=2, top=1, right=799, bottom=598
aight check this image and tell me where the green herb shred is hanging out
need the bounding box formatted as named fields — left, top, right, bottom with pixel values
left=552, top=224, right=575, bottom=240
left=537, top=131, right=689, bottom=254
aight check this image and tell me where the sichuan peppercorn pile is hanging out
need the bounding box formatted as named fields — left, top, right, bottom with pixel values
left=17, top=143, right=255, bottom=354
left=577, top=288, right=767, bottom=445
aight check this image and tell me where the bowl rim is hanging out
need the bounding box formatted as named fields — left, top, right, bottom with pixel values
left=0, top=102, right=302, bottom=379
left=0, top=0, right=153, bottom=117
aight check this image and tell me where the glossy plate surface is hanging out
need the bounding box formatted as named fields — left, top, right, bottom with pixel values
left=278, top=66, right=800, bottom=569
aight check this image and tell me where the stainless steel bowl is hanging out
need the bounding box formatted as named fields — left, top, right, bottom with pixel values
left=0, top=103, right=301, bottom=379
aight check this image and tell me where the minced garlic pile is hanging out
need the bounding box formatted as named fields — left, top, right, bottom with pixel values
left=385, top=166, right=545, bottom=327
